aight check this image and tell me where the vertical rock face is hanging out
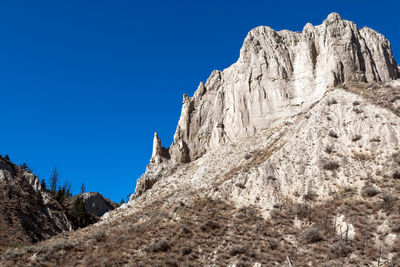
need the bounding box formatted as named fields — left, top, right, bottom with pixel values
left=135, top=13, right=398, bottom=197
left=163, top=13, right=397, bottom=164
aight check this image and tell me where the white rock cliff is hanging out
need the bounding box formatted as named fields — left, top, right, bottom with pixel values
left=135, top=13, right=398, bottom=197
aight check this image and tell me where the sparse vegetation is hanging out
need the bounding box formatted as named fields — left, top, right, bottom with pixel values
left=91, top=230, right=106, bottom=242
left=391, top=224, right=400, bottom=233
left=200, top=219, right=220, bottom=231
left=0, top=83, right=399, bottom=266
left=393, top=153, right=400, bottom=165
left=54, top=183, right=72, bottom=203
left=304, top=191, right=317, bottom=201
left=381, top=193, right=396, bottom=210
left=229, top=246, right=248, bottom=256
left=3, top=193, right=400, bottom=266
left=345, top=82, right=400, bottom=117
left=181, top=246, right=192, bottom=255
left=80, top=183, right=86, bottom=194
left=35, top=190, right=43, bottom=204
left=351, top=134, right=362, bottom=142
left=150, top=239, right=170, bottom=252
left=325, top=145, right=334, bottom=154
left=20, top=163, right=30, bottom=171
left=328, top=130, right=338, bottom=138
left=294, top=203, right=311, bottom=218
left=244, top=153, right=252, bottom=160
left=303, top=227, right=323, bottom=243
left=361, top=186, right=379, bottom=197
left=327, top=98, right=338, bottom=106
left=74, top=197, right=90, bottom=226
left=330, top=241, right=352, bottom=257
left=370, top=137, right=381, bottom=142
left=40, top=179, right=47, bottom=190
left=49, top=167, right=59, bottom=194
left=323, top=161, right=340, bottom=170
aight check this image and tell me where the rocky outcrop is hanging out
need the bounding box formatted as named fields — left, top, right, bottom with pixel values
left=23, top=172, right=43, bottom=192
left=3, top=13, right=400, bottom=267
left=0, top=157, right=72, bottom=252
left=78, top=192, right=115, bottom=217
left=161, top=13, right=398, bottom=165
left=134, top=13, right=398, bottom=197
left=0, top=156, right=118, bottom=252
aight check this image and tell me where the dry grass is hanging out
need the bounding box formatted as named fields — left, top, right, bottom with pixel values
left=344, top=82, right=400, bottom=117
left=2, top=188, right=400, bottom=266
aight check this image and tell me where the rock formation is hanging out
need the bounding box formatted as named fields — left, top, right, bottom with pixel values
left=2, top=13, right=400, bottom=266
left=0, top=156, right=72, bottom=253
left=78, top=192, right=116, bottom=217
left=135, top=12, right=398, bottom=197
left=0, top=156, right=117, bottom=253
left=166, top=12, right=397, bottom=163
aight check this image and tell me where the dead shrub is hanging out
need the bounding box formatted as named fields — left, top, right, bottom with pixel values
left=381, top=193, right=397, bottom=209
left=329, top=130, right=338, bottom=138
left=47, top=240, right=68, bottom=253
left=181, top=224, right=191, bottom=234
left=181, top=246, right=192, bottom=255
left=229, top=246, right=248, bottom=256
left=165, top=260, right=178, bottom=267
left=149, top=239, right=170, bottom=253
left=329, top=241, right=352, bottom=257
left=200, top=220, right=219, bottom=232
left=303, top=227, right=323, bottom=243
left=244, top=154, right=252, bottom=160
left=391, top=224, right=400, bottom=233
left=323, top=161, right=340, bottom=171
left=3, top=249, right=24, bottom=260
left=294, top=203, right=310, bottom=218
left=254, top=222, right=267, bottom=235
left=370, top=137, right=381, bottom=142
left=129, top=224, right=144, bottom=233
left=361, top=186, right=379, bottom=197
left=304, top=191, right=317, bottom=201
left=351, top=135, right=362, bottom=142
left=325, top=145, right=334, bottom=154
left=268, top=238, right=278, bottom=250
left=352, top=151, right=369, bottom=161
left=392, top=153, right=400, bottom=165
left=91, top=230, right=106, bottom=242
left=327, top=99, right=338, bottom=106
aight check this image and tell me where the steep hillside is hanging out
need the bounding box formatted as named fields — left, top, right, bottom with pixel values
left=1, top=13, right=399, bottom=266
left=0, top=156, right=72, bottom=253
left=0, top=156, right=117, bottom=254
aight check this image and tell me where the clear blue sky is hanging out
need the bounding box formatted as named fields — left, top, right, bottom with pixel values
left=0, top=0, right=398, bottom=202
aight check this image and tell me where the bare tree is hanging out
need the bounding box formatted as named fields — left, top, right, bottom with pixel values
left=41, top=178, right=47, bottom=190
left=64, top=181, right=71, bottom=197
left=49, top=167, right=59, bottom=194
left=80, top=183, right=86, bottom=194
